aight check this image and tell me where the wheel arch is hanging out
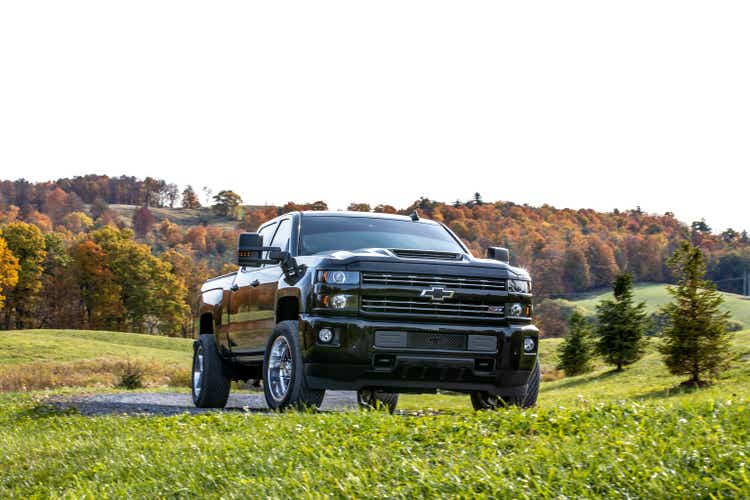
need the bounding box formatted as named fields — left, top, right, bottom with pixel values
left=276, top=295, right=300, bottom=323
left=199, top=312, right=214, bottom=335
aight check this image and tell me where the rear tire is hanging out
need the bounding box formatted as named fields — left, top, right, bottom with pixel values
left=263, top=320, right=325, bottom=411
left=357, top=389, right=398, bottom=413
left=192, top=334, right=231, bottom=408
left=470, top=360, right=540, bottom=410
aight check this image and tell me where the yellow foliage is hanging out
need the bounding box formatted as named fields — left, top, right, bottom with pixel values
left=0, top=235, right=20, bottom=310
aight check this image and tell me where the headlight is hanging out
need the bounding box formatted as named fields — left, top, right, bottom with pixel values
left=508, top=279, right=531, bottom=294
left=317, top=270, right=360, bottom=285
left=508, top=303, right=524, bottom=317
left=320, top=294, right=357, bottom=311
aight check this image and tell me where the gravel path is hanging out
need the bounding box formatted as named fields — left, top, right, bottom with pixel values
left=50, top=390, right=359, bottom=416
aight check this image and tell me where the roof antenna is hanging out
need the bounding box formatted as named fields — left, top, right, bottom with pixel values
left=410, top=210, right=420, bottom=221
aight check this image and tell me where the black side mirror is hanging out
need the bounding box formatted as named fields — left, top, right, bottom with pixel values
left=486, top=246, right=510, bottom=263
left=238, top=233, right=263, bottom=267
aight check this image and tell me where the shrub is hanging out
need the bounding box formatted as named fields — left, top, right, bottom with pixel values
left=116, top=360, right=145, bottom=390
left=167, top=368, right=192, bottom=388
left=726, top=319, right=745, bottom=333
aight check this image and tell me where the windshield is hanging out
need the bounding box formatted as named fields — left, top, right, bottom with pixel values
left=299, top=216, right=465, bottom=255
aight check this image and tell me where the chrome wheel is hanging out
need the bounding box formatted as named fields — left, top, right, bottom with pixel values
left=193, top=346, right=204, bottom=398
left=267, top=336, right=293, bottom=402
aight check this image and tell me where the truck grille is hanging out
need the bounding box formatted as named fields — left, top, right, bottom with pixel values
left=362, top=272, right=506, bottom=291
left=361, top=296, right=504, bottom=320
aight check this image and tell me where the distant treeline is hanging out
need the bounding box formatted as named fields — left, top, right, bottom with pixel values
left=0, top=176, right=749, bottom=337
left=0, top=175, right=181, bottom=209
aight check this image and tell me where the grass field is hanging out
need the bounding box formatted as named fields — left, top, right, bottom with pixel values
left=0, top=328, right=749, bottom=497
left=0, top=330, right=193, bottom=391
left=566, top=283, right=750, bottom=327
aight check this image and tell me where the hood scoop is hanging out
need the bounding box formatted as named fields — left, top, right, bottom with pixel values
left=389, top=249, right=463, bottom=261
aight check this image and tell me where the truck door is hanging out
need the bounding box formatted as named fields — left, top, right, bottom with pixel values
left=228, top=218, right=292, bottom=354
left=228, top=222, right=278, bottom=355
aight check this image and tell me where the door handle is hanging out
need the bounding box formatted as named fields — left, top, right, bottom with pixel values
left=230, top=283, right=239, bottom=292
left=251, top=279, right=260, bottom=287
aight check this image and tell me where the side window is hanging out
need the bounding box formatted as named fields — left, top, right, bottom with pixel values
left=258, top=223, right=277, bottom=259
left=270, top=219, right=292, bottom=253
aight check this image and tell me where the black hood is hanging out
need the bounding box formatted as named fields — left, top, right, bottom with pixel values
left=302, top=248, right=530, bottom=280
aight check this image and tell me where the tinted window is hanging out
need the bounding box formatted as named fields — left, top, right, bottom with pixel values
left=299, top=216, right=464, bottom=255
left=270, top=219, right=292, bottom=252
left=258, top=223, right=277, bottom=259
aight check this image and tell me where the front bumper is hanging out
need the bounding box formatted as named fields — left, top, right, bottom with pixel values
left=299, top=314, right=539, bottom=397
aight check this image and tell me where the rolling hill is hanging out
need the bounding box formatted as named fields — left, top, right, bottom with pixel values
left=559, top=283, right=750, bottom=328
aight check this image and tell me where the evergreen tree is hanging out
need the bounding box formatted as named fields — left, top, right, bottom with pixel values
left=595, top=273, right=647, bottom=371
left=557, top=310, right=594, bottom=376
left=659, top=241, right=730, bottom=385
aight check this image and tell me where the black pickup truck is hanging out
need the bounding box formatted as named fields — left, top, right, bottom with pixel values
left=192, top=211, right=539, bottom=412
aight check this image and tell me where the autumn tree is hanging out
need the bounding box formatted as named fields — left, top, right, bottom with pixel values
left=132, top=206, right=155, bottom=236
left=374, top=204, right=397, bottom=214
left=1, top=222, right=47, bottom=329
left=347, top=203, right=371, bottom=212
left=595, top=273, right=647, bottom=371
left=62, top=211, right=94, bottom=233
left=562, top=245, right=591, bottom=292
left=181, top=185, right=201, bottom=209
left=212, top=190, right=243, bottom=217
left=92, top=227, right=189, bottom=335
left=659, top=241, right=731, bottom=385
left=37, top=232, right=83, bottom=328
left=164, top=183, right=179, bottom=208
left=161, top=245, right=209, bottom=336
left=0, top=234, right=20, bottom=311
left=587, top=235, right=618, bottom=288
left=71, top=239, right=126, bottom=330
left=557, top=310, right=594, bottom=376
left=42, top=187, right=69, bottom=223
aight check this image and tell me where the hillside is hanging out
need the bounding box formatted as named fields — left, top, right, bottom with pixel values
left=108, top=204, right=238, bottom=230
left=568, top=283, right=750, bottom=328
left=0, top=330, right=192, bottom=391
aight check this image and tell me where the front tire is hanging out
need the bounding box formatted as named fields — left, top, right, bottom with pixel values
left=263, top=320, right=325, bottom=411
left=192, top=334, right=231, bottom=408
left=357, top=389, right=398, bottom=413
left=471, top=360, right=540, bottom=411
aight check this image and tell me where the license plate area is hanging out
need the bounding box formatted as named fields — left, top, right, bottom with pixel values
left=374, top=330, right=497, bottom=352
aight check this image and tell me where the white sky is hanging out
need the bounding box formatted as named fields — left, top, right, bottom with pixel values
left=1, top=1, right=748, bottom=232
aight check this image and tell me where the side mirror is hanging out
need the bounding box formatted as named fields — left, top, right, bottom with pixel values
left=238, top=233, right=263, bottom=267
left=486, top=246, right=510, bottom=263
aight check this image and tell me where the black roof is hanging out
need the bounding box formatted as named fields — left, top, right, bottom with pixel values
left=298, top=210, right=439, bottom=224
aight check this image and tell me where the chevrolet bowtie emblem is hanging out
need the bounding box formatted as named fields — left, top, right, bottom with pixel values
left=420, top=287, right=455, bottom=301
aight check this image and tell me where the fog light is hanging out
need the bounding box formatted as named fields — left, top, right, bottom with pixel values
left=523, top=336, right=536, bottom=353
left=318, top=328, right=334, bottom=344
left=509, top=303, right=523, bottom=317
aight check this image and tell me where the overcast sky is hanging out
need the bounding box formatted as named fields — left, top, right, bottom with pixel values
left=1, top=1, right=748, bottom=231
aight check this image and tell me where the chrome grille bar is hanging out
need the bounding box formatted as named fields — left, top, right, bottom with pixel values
left=362, top=272, right=506, bottom=291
